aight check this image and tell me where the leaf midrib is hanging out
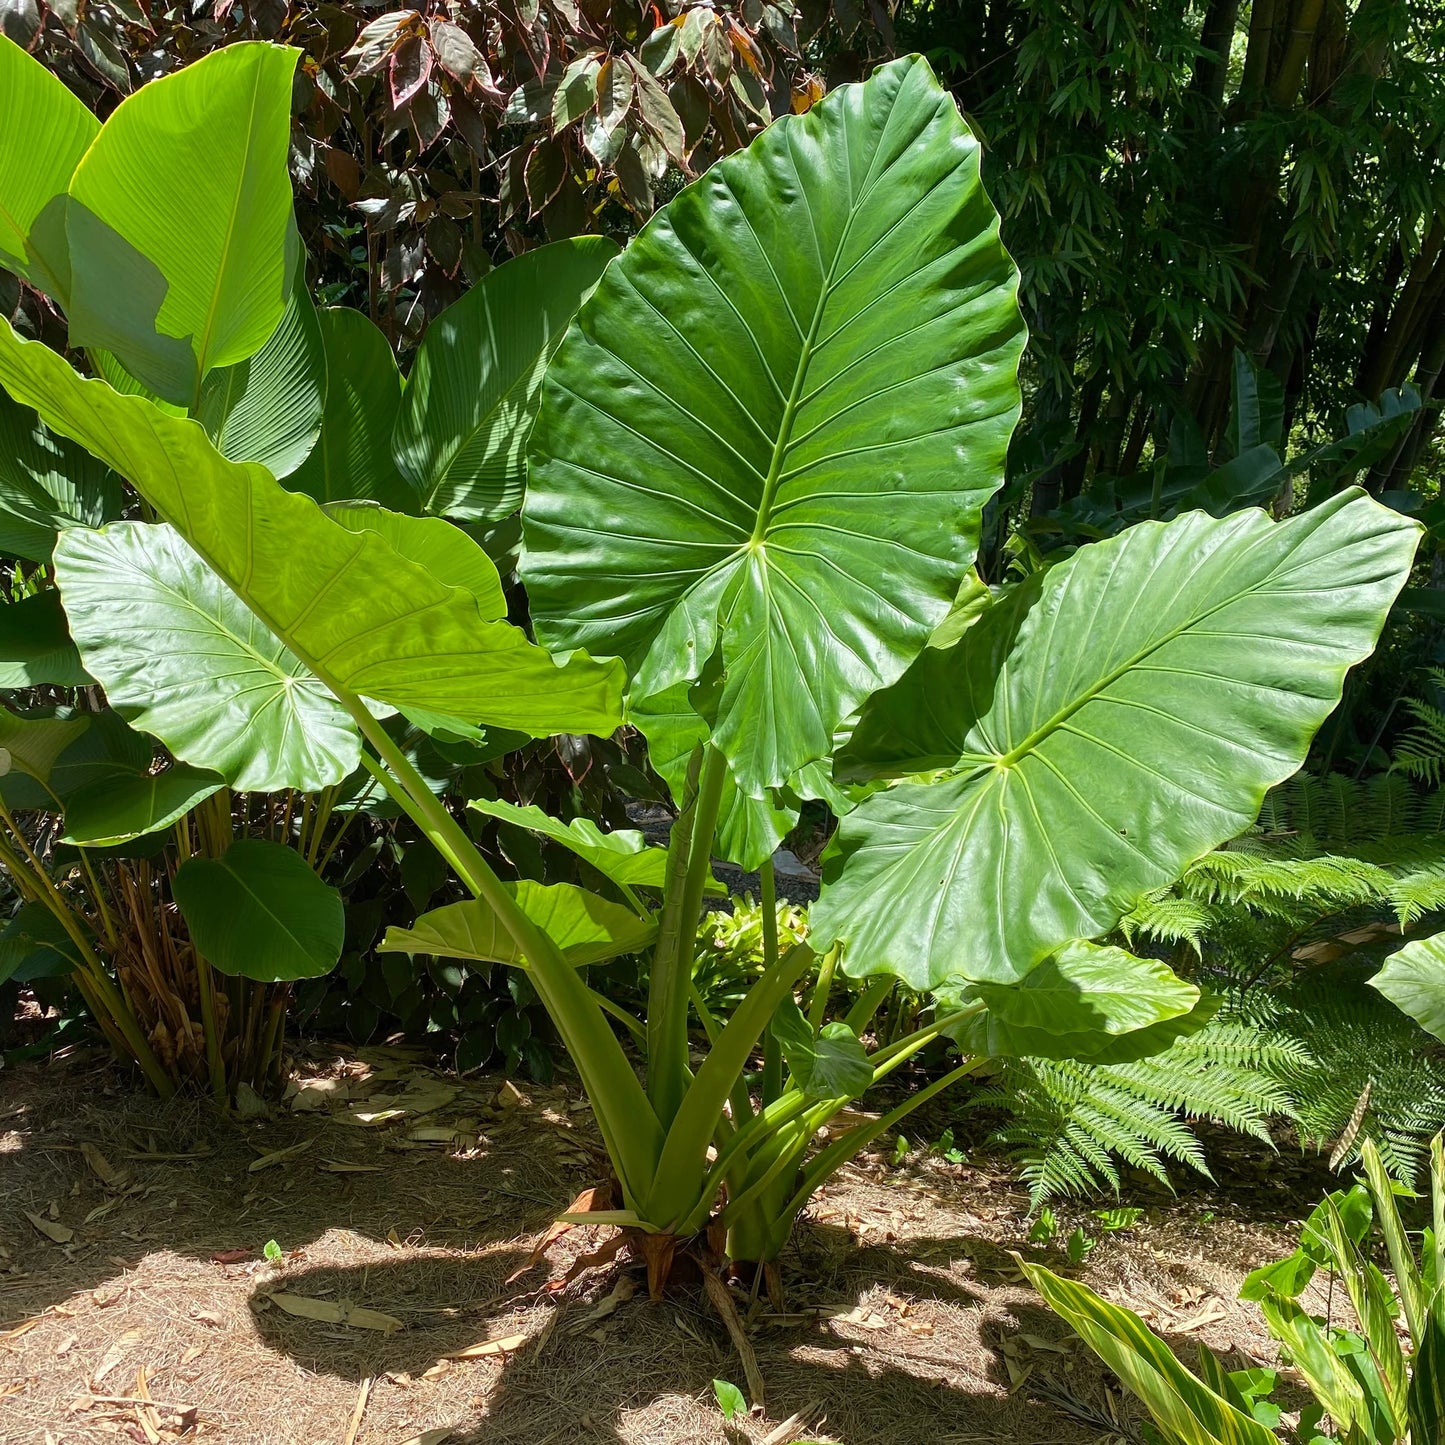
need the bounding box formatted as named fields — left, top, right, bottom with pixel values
left=993, top=546, right=1306, bottom=770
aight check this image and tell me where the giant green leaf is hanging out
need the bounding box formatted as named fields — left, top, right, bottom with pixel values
left=940, top=941, right=1201, bottom=1063
left=468, top=796, right=674, bottom=890
left=393, top=236, right=619, bottom=521
left=172, top=838, right=343, bottom=981
left=380, top=880, right=657, bottom=967
left=522, top=55, right=1025, bottom=796
left=0, top=591, right=89, bottom=687
left=65, top=42, right=299, bottom=406
left=61, top=762, right=222, bottom=846
left=325, top=503, right=506, bottom=619
left=0, top=320, right=626, bottom=739
left=814, top=492, right=1419, bottom=987
left=289, top=307, right=415, bottom=510
left=0, top=34, right=98, bottom=302
left=195, top=247, right=326, bottom=479
left=0, top=389, right=123, bottom=561
left=1371, top=933, right=1445, bottom=1043
left=54, top=522, right=362, bottom=793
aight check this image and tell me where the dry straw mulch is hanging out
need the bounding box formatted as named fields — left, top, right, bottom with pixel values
left=0, top=1046, right=1315, bottom=1445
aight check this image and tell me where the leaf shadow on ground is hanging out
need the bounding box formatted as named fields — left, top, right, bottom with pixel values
left=0, top=1049, right=1324, bottom=1444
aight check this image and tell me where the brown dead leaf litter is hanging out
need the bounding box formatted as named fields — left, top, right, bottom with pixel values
left=0, top=1045, right=1336, bottom=1445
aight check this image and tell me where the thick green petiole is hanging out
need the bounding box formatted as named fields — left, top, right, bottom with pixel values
left=348, top=705, right=664, bottom=1206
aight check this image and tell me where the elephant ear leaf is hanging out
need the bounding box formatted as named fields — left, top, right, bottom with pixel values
left=172, top=839, right=343, bottom=982
left=940, top=942, right=1204, bottom=1063
left=0, top=318, right=626, bottom=741
left=54, top=521, right=362, bottom=793
left=522, top=54, right=1025, bottom=797
left=65, top=42, right=300, bottom=406
left=0, top=389, right=123, bottom=562
left=0, top=34, right=99, bottom=304
left=814, top=491, right=1420, bottom=988
left=1370, top=933, right=1445, bottom=1043
left=393, top=236, right=619, bottom=522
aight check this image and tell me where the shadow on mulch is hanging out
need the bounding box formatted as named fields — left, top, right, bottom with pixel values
left=0, top=1043, right=1328, bottom=1444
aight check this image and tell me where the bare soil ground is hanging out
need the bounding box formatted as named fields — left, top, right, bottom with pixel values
left=0, top=1043, right=1334, bottom=1445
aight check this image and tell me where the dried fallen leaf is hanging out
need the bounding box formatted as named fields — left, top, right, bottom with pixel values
left=80, top=1143, right=126, bottom=1187
left=24, top=1210, right=74, bottom=1243
left=318, top=1159, right=384, bottom=1173
left=210, top=1248, right=251, bottom=1265
left=266, top=1293, right=403, bottom=1333
left=444, top=1332, right=529, bottom=1360
left=247, top=1137, right=315, bottom=1173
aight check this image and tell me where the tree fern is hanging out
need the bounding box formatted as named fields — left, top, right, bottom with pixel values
left=971, top=1003, right=1303, bottom=1207
left=1393, top=666, right=1445, bottom=785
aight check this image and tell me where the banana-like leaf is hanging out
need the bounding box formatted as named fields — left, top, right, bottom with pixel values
left=1411, top=1295, right=1445, bottom=1445
left=325, top=504, right=506, bottom=619
left=380, top=880, right=657, bottom=967
left=61, top=762, right=223, bottom=846
left=940, top=941, right=1200, bottom=1062
left=172, top=837, right=343, bottom=981
left=0, top=320, right=626, bottom=739
left=54, top=522, right=362, bottom=793
left=196, top=248, right=325, bottom=478
left=0, top=389, right=123, bottom=561
left=0, top=592, right=89, bottom=687
left=468, top=796, right=673, bottom=890
left=393, top=236, right=619, bottom=521
left=815, top=492, right=1419, bottom=986
left=1023, top=1264, right=1278, bottom=1445
left=1359, top=1138, right=1426, bottom=1344
left=0, top=35, right=98, bottom=302
left=1370, top=932, right=1445, bottom=1043
left=289, top=306, right=415, bottom=510
left=523, top=55, right=1025, bottom=797
left=66, top=43, right=299, bottom=405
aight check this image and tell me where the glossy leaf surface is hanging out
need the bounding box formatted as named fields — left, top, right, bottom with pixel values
left=66, top=43, right=299, bottom=404
left=380, top=880, right=657, bottom=967
left=0, top=389, right=123, bottom=561
left=196, top=251, right=325, bottom=478
left=0, top=321, right=626, bottom=739
left=61, top=762, right=223, bottom=846
left=815, top=492, right=1419, bottom=986
left=54, top=522, right=361, bottom=793
left=0, top=35, right=98, bottom=301
left=325, top=503, right=506, bottom=618
left=468, top=796, right=672, bottom=889
left=523, top=55, right=1025, bottom=795
left=771, top=996, right=872, bottom=1098
left=941, top=942, right=1200, bottom=1062
left=394, top=236, right=618, bottom=520
left=1023, top=1264, right=1277, bottom=1445
left=1371, top=933, right=1445, bottom=1043
left=172, top=838, right=343, bottom=981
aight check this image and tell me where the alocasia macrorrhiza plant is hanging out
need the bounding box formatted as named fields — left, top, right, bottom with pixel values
left=0, top=42, right=1420, bottom=1383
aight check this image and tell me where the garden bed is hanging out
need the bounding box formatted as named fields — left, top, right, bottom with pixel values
left=1, top=1048, right=1334, bottom=1445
